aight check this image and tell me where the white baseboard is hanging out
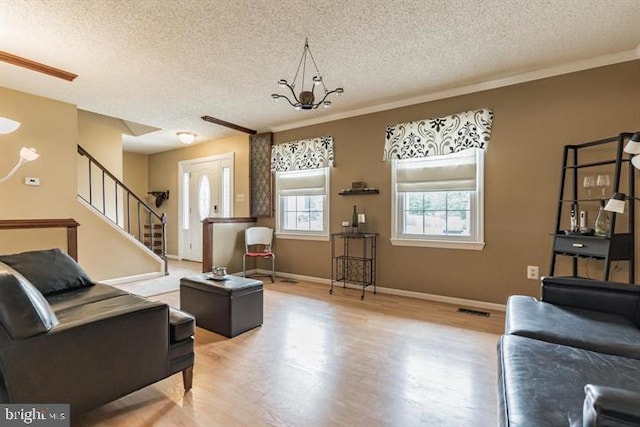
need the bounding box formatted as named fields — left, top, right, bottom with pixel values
left=102, top=271, right=164, bottom=285
left=257, top=268, right=506, bottom=312
left=166, top=254, right=181, bottom=260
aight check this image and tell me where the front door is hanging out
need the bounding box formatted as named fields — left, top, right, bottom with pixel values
left=181, top=155, right=234, bottom=261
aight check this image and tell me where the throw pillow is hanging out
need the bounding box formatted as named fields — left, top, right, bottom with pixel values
left=0, top=248, right=93, bottom=295
left=0, top=271, right=59, bottom=339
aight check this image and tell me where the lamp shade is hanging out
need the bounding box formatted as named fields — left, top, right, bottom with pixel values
left=19, top=147, right=39, bottom=162
left=177, top=131, right=197, bottom=144
left=0, top=117, right=21, bottom=134
left=624, top=133, right=640, bottom=154
left=604, top=192, right=626, bottom=214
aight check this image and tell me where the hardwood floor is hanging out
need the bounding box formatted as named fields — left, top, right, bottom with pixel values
left=77, top=279, right=505, bottom=427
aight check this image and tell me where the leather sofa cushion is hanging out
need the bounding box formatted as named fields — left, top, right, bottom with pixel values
left=506, top=295, right=640, bottom=359
left=0, top=249, right=93, bottom=296
left=52, top=294, right=166, bottom=332
left=46, top=283, right=127, bottom=313
left=0, top=271, right=59, bottom=339
left=498, top=334, right=640, bottom=427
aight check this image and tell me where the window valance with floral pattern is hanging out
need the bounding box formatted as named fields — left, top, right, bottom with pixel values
left=271, top=136, right=334, bottom=172
left=383, top=109, right=493, bottom=160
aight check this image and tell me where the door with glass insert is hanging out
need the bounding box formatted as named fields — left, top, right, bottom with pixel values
left=182, top=161, right=220, bottom=261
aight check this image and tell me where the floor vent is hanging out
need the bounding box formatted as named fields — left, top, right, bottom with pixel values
left=457, top=307, right=490, bottom=317
left=280, top=278, right=298, bottom=284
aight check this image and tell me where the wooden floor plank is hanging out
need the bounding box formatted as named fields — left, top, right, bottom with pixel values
left=77, top=279, right=505, bottom=426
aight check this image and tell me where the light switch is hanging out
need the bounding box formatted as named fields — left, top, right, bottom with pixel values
left=25, top=177, right=40, bottom=186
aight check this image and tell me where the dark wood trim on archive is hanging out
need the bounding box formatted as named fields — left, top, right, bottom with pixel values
left=201, top=115, right=257, bottom=135
left=0, top=51, right=78, bottom=81
left=201, top=217, right=257, bottom=273
left=0, top=219, right=80, bottom=260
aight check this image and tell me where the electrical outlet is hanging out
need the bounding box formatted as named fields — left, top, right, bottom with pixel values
left=527, top=265, right=539, bottom=280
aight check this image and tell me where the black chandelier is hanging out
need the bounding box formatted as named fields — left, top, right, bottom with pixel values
left=271, top=38, right=344, bottom=110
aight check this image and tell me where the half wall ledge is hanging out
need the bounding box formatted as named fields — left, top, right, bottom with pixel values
left=0, top=218, right=80, bottom=260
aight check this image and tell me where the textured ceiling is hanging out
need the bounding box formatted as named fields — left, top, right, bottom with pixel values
left=0, top=0, right=639, bottom=154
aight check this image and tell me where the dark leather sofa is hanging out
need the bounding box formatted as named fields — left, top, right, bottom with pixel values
left=0, top=248, right=195, bottom=414
left=498, top=276, right=640, bottom=426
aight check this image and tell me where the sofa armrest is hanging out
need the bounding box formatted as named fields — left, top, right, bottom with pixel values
left=583, top=384, right=640, bottom=427
left=541, top=277, right=640, bottom=321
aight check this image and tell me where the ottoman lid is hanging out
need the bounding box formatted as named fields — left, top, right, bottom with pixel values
left=180, top=274, right=263, bottom=296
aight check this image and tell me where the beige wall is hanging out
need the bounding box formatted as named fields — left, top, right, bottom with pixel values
left=77, top=109, right=129, bottom=179
left=212, top=221, right=257, bottom=274
left=260, top=60, right=640, bottom=305
left=148, top=134, right=250, bottom=256
left=123, top=152, right=149, bottom=198
left=0, top=87, right=162, bottom=280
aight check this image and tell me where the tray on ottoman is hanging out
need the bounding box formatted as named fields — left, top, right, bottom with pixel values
left=180, top=274, right=263, bottom=338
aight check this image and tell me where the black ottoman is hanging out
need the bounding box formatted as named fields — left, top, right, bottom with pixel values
left=180, top=274, right=263, bottom=338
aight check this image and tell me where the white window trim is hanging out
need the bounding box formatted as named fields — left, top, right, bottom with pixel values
left=390, top=150, right=485, bottom=250
left=275, top=168, right=330, bottom=241
left=275, top=232, right=330, bottom=242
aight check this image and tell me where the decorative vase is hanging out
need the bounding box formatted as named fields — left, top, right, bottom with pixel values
left=594, top=199, right=610, bottom=236
left=351, top=205, right=358, bottom=233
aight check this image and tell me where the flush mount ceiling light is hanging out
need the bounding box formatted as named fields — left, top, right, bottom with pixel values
left=0, top=116, right=21, bottom=134
left=271, top=38, right=344, bottom=110
left=177, top=131, right=197, bottom=144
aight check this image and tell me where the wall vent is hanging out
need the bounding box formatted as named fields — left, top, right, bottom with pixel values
left=457, top=307, right=490, bottom=317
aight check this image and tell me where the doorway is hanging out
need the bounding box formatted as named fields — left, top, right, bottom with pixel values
left=179, top=153, right=234, bottom=261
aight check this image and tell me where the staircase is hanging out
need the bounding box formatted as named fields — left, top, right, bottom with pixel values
left=143, top=223, right=164, bottom=256
left=77, top=145, right=168, bottom=274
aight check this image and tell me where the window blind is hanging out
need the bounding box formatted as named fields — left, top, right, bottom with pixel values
left=277, top=168, right=328, bottom=196
left=396, top=149, right=478, bottom=192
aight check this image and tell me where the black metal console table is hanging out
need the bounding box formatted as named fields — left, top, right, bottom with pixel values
left=550, top=133, right=636, bottom=283
left=330, top=232, right=378, bottom=300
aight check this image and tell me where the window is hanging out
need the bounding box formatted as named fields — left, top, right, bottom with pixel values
left=275, top=168, right=330, bottom=240
left=182, top=172, right=190, bottom=230
left=222, top=166, right=230, bottom=217
left=198, top=175, right=210, bottom=221
left=391, top=149, right=484, bottom=250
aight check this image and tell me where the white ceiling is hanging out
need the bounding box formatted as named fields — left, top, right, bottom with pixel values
left=0, top=0, right=639, bottom=154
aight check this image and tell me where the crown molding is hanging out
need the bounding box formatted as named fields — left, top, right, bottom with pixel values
left=268, top=46, right=640, bottom=133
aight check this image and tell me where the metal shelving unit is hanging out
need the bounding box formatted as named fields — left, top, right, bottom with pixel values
left=330, top=232, right=378, bottom=300
left=550, top=133, right=636, bottom=283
